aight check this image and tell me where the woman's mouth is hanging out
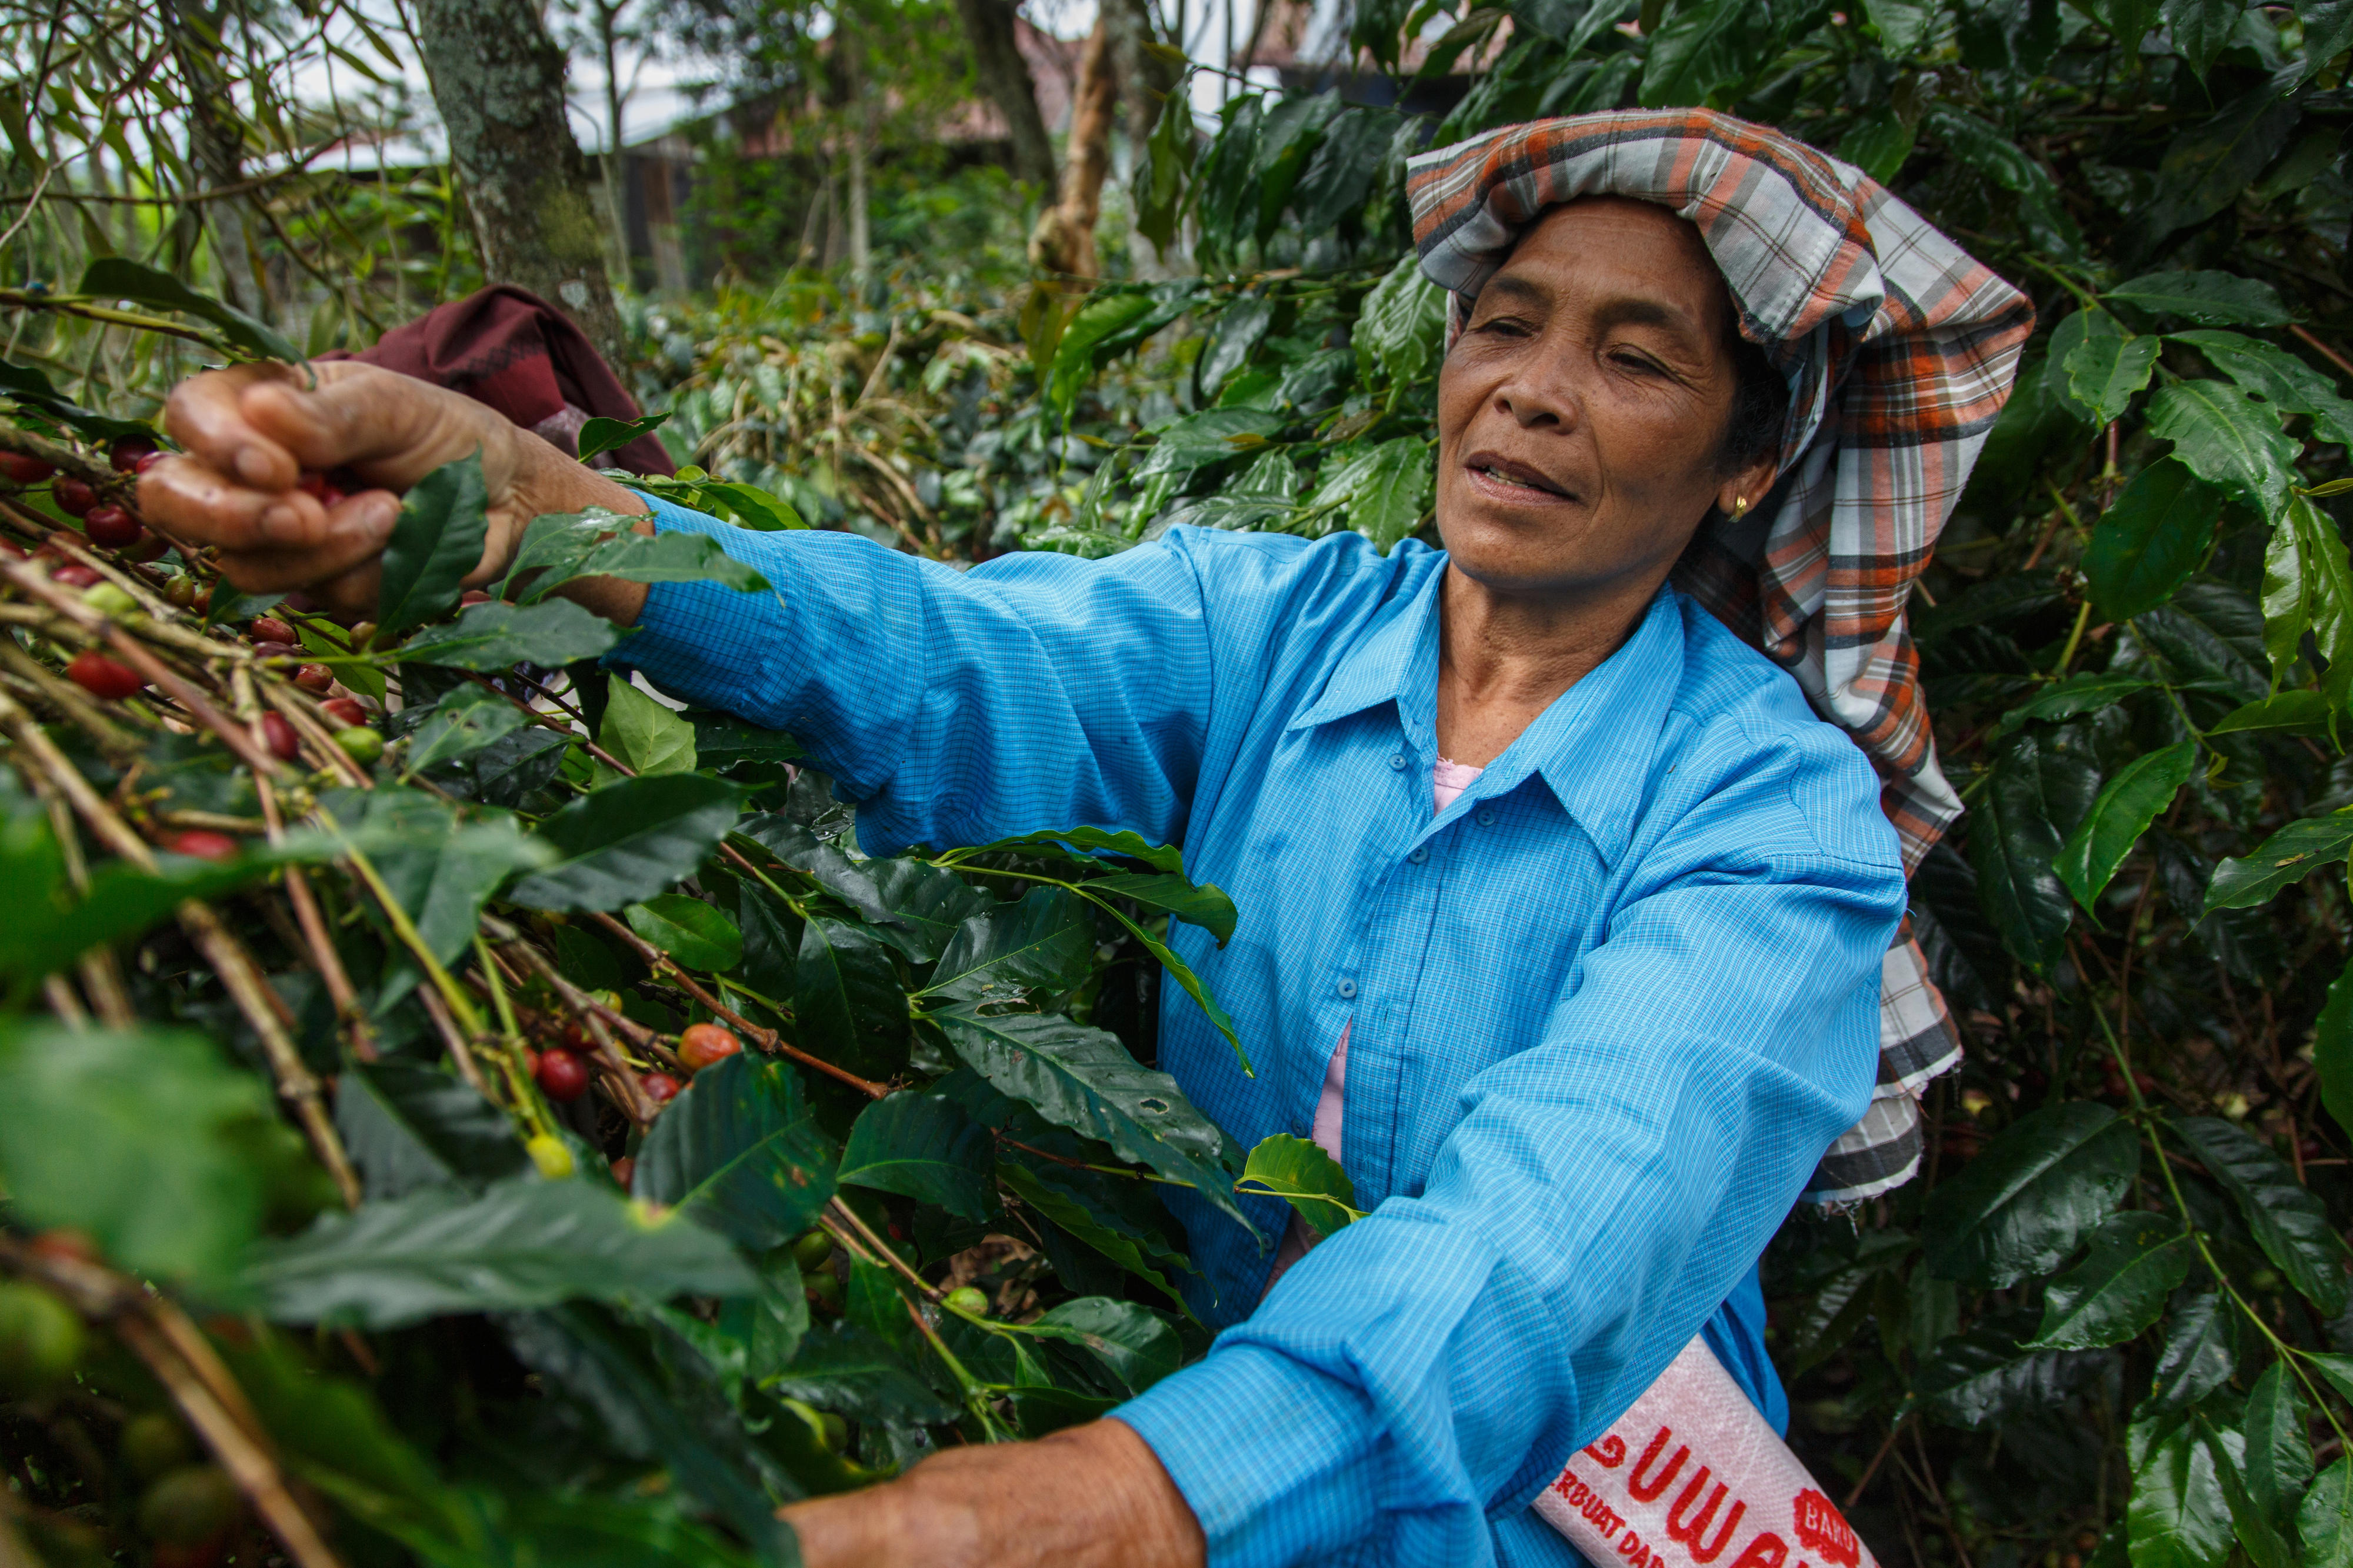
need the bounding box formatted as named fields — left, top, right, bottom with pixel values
left=1463, top=455, right=1573, bottom=502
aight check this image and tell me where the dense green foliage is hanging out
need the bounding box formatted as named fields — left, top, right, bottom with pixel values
left=18, top=1, right=2353, bottom=1566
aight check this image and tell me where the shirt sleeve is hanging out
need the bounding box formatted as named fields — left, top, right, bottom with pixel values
left=604, top=497, right=1218, bottom=854
left=1111, top=736, right=1906, bottom=1567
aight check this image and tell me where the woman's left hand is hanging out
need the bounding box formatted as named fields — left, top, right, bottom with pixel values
left=778, top=1419, right=1205, bottom=1568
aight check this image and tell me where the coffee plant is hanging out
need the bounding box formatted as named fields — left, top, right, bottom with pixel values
left=22, top=1, right=2353, bottom=1564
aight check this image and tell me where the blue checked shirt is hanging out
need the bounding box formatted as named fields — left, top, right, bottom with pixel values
left=611, top=499, right=1907, bottom=1568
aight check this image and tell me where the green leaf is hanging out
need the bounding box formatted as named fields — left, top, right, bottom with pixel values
left=243, top=1179, right=755, bottom=1327
left=2319, top=956, right=2353, bottom=1140
left=602, top=675, right=698, bottom=776
left=1235, top=1133, right=1361, bottom=1237
left=1048, top=293, right=1163, bottom=423
left=392, top=599, right=619, bottom=670
left=2201, top=806, right=2353, bottom=912
left=2146, top=381, right=2302, bottom=518
left=2161, top=0, right=2240, bottom=73
left=1912, top=1312, right=2114, bottom=1427
left=0, top=839, right=293, bottom=989
left=509, top=774, right=743, bottom=913
left=2172, top=1116, right=2351, bottom=1315
left=794, top=916, right=911, bottom=1080
left=2084, top=459, right=2226, bottom=621
left=1194, top=294, right=1275, bottom=402
left=78, top=255, right=304, bottom=361
left=1922, top=1101, right=2140, bottom=1286
left=2064, top=322, right=2161, bottom=426
left=401, top=686, right=529, bottom=775
left=1080, top=872, right=1239, bottom=945
left=0, top=359, right=152, bottom=439
left=335, top=1059, right=530, bottom=1199
left=2110, top=271, right=2296, bottom=328
left=331, top=789, right=551, bottom=983
left=0, top=1022, right=280, bottom=1283
left=996, top=1160, right=1190, bottom=1306
left=836, top=1092, right=997, bottom=1222
left=759, top=1319, right=958, bottom=1426
left=1314, top=436, right=1433, bottom=549
left=918, top=888, right=1095, bottom=1003
left=2169, top=329, right=2353, bottom=447
left=1971, top=728, right=2092, bottom=968
left=687, top=711, right=806, bottom=773
left=1996, top=673, right=2159, bottom=736
left=1016, top=1297, right=1182, bottom=1396
left=576, top=412, right=670, bottom=464
left=2209, top=689, right=2337, bottom=736
left=2055, top=742, right=2199, bottom=909
left=1926, top=104, right=2083, bottom=258
left=634, top=1053, right=837, bottom=1249
left=1641, top=0, right=1817, bottom=108
left=1354, top=252, right=1447, bottom=389
left=2302, top=1458, right=2353, bottom=1568
left=2147, top=1289, right=2241, bottom=1411
left=2130, top=1417, right=2235, bottom=1568
left=626, top=893, right=744, bottom=972
left=1837, top=104, right=1918, bottom=184
left=500, top=508, right=771, bottom=603
left=948, top=825, right=1185, bottom=874
left=2243, top=1362, right=2315, bottom=1536
left=663, top=1248, right=809, bottom=1390
left=2027, top=1211, right=2194, bottom=1349
left=935, top=1008, right=1251, bottom=1235
left=376, top=454, right=491, bottom=639
left=1131, top=408, right=1289, bottom=483
left=1134, top=85, right=1198, bottom=251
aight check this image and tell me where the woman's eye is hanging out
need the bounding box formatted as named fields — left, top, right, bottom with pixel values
left=1611, top=351, right=1664, bottom=374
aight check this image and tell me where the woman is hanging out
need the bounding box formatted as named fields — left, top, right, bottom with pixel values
left=144, top=110, right=2028, bottom=1568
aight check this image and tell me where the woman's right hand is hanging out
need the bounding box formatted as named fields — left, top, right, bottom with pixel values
left=138, top=360, right=651, bottom=619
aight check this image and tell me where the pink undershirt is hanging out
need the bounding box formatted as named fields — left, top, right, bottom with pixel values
left=1265, top=756, right=1485, bottom=1289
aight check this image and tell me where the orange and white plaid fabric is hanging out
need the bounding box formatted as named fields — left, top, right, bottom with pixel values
left=1407, top=109, right=2035, bottom=1202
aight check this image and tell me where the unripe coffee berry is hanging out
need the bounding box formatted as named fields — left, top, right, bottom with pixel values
left=525, top=1135, right=575, bottom=1179
left=66, top=650, right=141, bottom=700
left=942, top=1286, right=989, bottom=1317
left=333, top=726, right=384, bottom=765
left=535, top=1049, right=590, bottom=1102
left=0, top=1280, right=85, bottom=1399
left=792, top=1230, right=835, bottom=1271
left=81, top=582, right=138, bottom=617
left=678, top=1022, right=742, bottom=1072
left=84, top=506, right=143, bottom=549
left=262, top=712, right=299, bottom=761
left=119, top=1411, right=196, bottom=1482
left=167, top=830, right=239, bottom=863
left=137, top=1465, right=240, bottom=1546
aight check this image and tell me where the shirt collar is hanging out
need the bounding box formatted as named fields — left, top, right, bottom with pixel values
left=1289, top=567, right=1689, bottom=868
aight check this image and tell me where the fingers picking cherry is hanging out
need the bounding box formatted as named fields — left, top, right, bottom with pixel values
left=167, top=830, right=239, bottom=863
left=261, top=712, right=299, bottom=761
left=535, top=1049, right=591, bottom=1103
left=67, top=652, right=142, bottom=700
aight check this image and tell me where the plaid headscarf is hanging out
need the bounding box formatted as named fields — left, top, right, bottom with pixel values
left=1405, top=109, right=2035, bottom=1202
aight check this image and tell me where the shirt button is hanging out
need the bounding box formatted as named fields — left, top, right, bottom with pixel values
left=1407, top=846, right=1429, bottom=864
left=1475, top=806, right=1498, bottom=827
left=1388, top=753, right=1407, bottom=770
left=1337, top=979, right=1357, bottom=999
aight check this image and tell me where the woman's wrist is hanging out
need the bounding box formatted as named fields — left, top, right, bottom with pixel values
left=492, top=418, right=658, bottom=625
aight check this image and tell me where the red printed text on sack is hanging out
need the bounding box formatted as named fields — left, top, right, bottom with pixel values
left=1792, top=1489, right=1861, bottom=1568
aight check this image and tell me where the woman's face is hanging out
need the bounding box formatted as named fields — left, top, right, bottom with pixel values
left=1433, top=196, right=1777, bottom=603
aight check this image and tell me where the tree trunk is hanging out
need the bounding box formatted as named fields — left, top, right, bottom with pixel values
left=596, top=0, right=634, bottom=288
left=1104, top=0, right=1178, bottom=156
left=841, top=21, right=874, bottom=282
left=163, top=1, right=270, bottom=323
left=953, top=0, right=1056, bottom=191
left=412, top=0, right=626, bottom=367
left=1027, top=15, right=1117, bottom=279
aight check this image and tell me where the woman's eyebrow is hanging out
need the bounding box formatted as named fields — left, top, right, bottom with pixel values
left=1590, top=296, right=1704, bottom=341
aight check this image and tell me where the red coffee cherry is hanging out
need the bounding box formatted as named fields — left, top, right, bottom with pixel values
left=261, top=712, right=299, bottom=761
left=51, top=478, right=95, bottom=518
left=132, top=449, right=166, bottom=476
left=609, top=1155, right=635, bottom=1189
left=319, top=697, right=368, bottom=728
left=251, top=641, right=298, bottom=660
left=535, top=1049, right=591, bottom=1103
left=642, top=1072, right=682, bottom=1105
left=249, top=616, right=295, bottom=645
left=109, top=436, right=156, bottom=473
left=66, top=651, right=142, bottom=700
left=678, top=1023, right=742, bottom=1072
left=294, top=663, right=334, bottom=693
left=0, top=452, right=55, bottom=484
left=167, top=830, right=239, bottom=863
left=84, top=506, right=144, bottom=549
left=49, top=565, right=99, bottom=591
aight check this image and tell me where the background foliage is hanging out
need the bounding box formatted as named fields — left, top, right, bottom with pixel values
left=18, top=1, right=2353, bottom=1566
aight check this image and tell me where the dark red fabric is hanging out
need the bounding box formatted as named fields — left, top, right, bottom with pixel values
left=331, top=285, right=675, bottom=477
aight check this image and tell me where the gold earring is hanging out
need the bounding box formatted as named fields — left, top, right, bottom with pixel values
left=1732, top=496, right=1750, bottom=516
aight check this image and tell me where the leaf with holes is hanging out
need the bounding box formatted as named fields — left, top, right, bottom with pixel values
left=634, top=1053, right=836, bottom=1249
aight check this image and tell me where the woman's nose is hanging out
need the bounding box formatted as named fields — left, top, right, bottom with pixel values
left=1492, top=352, right=1584, bottom=431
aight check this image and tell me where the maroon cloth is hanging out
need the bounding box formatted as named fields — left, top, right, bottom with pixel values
left=331, top=285, right=675, bottom=478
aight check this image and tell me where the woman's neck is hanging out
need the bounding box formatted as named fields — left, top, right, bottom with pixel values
left=1433, top=563, right=1662, bottom=767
